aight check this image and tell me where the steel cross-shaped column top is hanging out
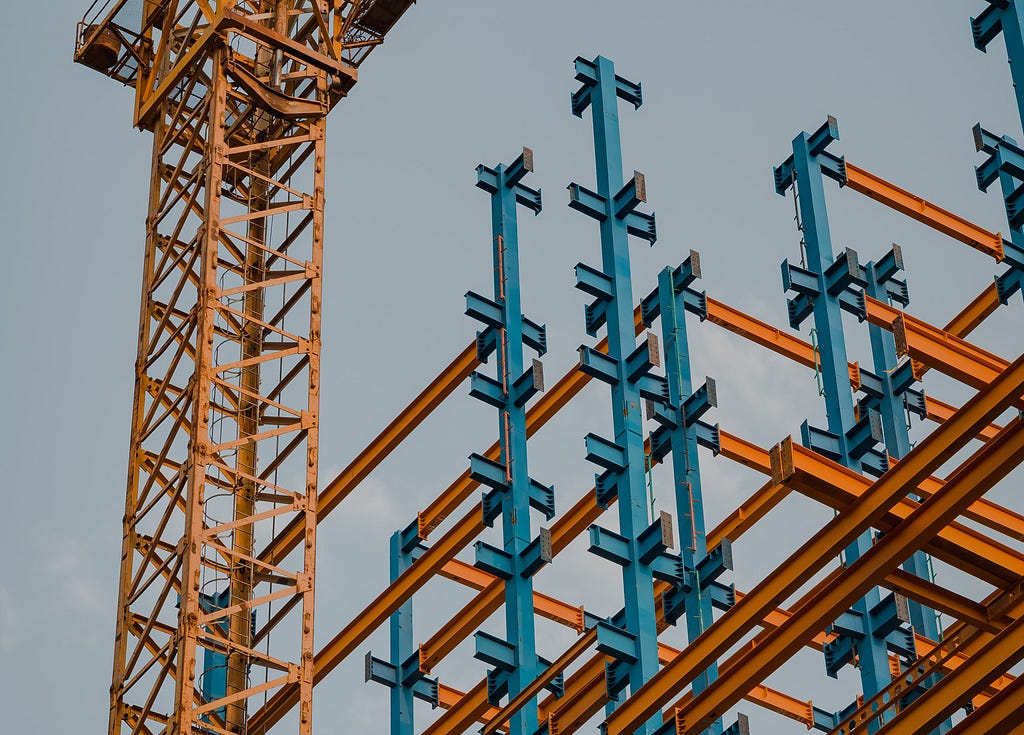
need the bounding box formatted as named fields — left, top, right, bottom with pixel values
left=775, top=117, right=902, bottom=730
left=467, top=148, right=554, bottom=735
left=568, top=54, right=671, bottom=735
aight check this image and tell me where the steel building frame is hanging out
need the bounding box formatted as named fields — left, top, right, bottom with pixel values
left=75, top=2, right=1024, bottom=735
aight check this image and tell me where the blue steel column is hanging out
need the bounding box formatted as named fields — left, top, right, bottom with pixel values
left=469, top=148, right=550, bottom=735
left=654, top=259, right=723, bottom=735
left=568, top=55, right=663, bottom=734
left=970, top=5, right=1024, bottom=302
left=862, top=253, right=940, bottom=640
left=389, top=532, right=415, bottom=735
left=774, top=118, right=895, bottom=731
left=973, top=0, right=1024, bottom=129
left=364, top=527, right=437, bottom=734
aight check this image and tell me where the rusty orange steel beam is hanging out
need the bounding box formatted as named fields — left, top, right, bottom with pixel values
left=944, top=667, right=1024, bottom=735
left=421, top=483, right=605, bottom=672
left=707, top=479, right=791, bottom=550
left=879, top=569, right=999, bottom=634
left=942, top=283, right=1003, bottom=340
left=780, top=436, right=1024, bottom=587
left=424, top=679, right=494, bottom=735
left=248, top=503, right=485, bottom=732
left=426, top=470, right=999, bottom=732
left=480, top=628, right=599, bottom=735
left=827, top=575, right=1024, bottom=735
left=603, top=355, right=1024, bottom=735
left=655, top=416, right=1024, bottom=735
left=262, top=288, right=1006, bottom=729
left=844, top=162, right=1004, bottom=260
left=707, top=295, right=1004, bottom=441
left=260, top=343, right=478, bottom=563
left=868, top=300, right=1009, bottom=383
left=417, top=334, right=608, bottom=538
left=874, top=613, right=1024, bottom=735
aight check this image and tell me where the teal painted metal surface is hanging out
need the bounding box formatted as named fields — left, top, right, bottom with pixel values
left=365, top=526, right=439, bottom=732
left=861, top=250, right=950, bottom=733
left=775, top=117, right=899, bottom=733
left=568, top=54, right=666, bottom=734
left=646, top=254, right=727, bottom=735
left=973, top=0, right=1024, bottom=128
left=468, top=147, right=553, bottom=735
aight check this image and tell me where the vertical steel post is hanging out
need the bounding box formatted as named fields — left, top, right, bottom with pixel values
left=569, top=55, right=662, bottom=734
left=656, top=261, right=723, bottom=735
left=863, top=257, right=940, bottom=637
left=470, top=149, right=549, bottom=735
left=972, top=0, right=1024, bottom=129
left=775, top=118, right=894, bottom=731
left=389, top=532, right=415, bottom=735
left=863, top=255, right=951, bottom=735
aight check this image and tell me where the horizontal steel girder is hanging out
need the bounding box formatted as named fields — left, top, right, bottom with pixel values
left=604, top=353, right=1024, bottom=735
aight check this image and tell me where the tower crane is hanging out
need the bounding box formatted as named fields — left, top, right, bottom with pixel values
left=73, top=2, right=416, bottom=733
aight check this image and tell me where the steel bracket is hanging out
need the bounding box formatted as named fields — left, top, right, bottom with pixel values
left=474, top=541, right=513, bottom=580
left=650, top=552, right=687, bottom=586
left=520, top=528, right=553, bottom=577
left=588, top=524, right=632, bottom=567
left=697, top=539, right=734, bottom=585
left=641, top=252, right=705, bottom=325
left=476, top=326, right=498, bottom=362
left=470, top=371, right=507, bottom=410
left=662, top=566, right=736, bottom=625
left=579, top=346, right=620, bottom=386
left=570, top=55, right=642, bottom=118
left=637, top=511, right=675, bottom=564
left=595, top=621, right=639, bottom=664
left=364, top=653, right=440, bottom=707
left=522, top=316, right=548, bottom=355
left=466, top=290, right=506, bottom=330
left=868, top=592, right=912, bottom=639
left=683, top=378, right=718, bottom=424
left=636, top=373, right=670, bottom=404
left=604, top=659, right=631, bottom=702
left=512, top=359, right=545, bottom=407
left=774, top=117, right=847, bottom=195
left=972, top=0, right=1010, bottom=52
left=585, top=433, right=628, bottom=472
left=824, top=247, right=866, bottom=295
left=594, top=469, right=619, bottom=509
left=470, top=453, right=510, bottom=493
left=626, top=332, right=661, bottom=382
left=474, top=630, right=518, bottom=671
left=476, top=147, right=543, bottom=215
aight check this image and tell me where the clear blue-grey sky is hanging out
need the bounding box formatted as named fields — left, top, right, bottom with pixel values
left=2, top=2, right=1022, bottom=732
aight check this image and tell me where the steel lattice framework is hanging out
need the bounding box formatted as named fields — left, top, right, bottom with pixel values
left=76, top=2, right=1024, bottom=735
left=74, top=2, right=415, bottom=734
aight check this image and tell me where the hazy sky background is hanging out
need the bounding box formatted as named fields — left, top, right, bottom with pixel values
left=2, top=2, right=1023, bottom=733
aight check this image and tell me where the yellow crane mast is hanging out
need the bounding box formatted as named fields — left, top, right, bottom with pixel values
left=73, top=3, right=415, bottom=733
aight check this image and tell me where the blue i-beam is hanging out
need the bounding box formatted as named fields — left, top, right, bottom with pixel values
left=468, top=147, right=553, bottom=735
left=652, top=256, right=725, bottom=735
left=970, top=4, right=1024, bottom=303
left=860, top=250, right=951, bottom=733
left=568, top=55, right=664, bottom=734
left=365, top=525, right=438, bottom=735
left=972, top=0, right=1024, bottom=130
left=862, top=249, right=942, bottom=640
left=774, top=117, right=896, bottom=732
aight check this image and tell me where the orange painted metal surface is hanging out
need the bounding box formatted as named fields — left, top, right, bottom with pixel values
left=844, top=162, right=1004, bottom=260
left=604, top=359, right=1024, bottom=735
